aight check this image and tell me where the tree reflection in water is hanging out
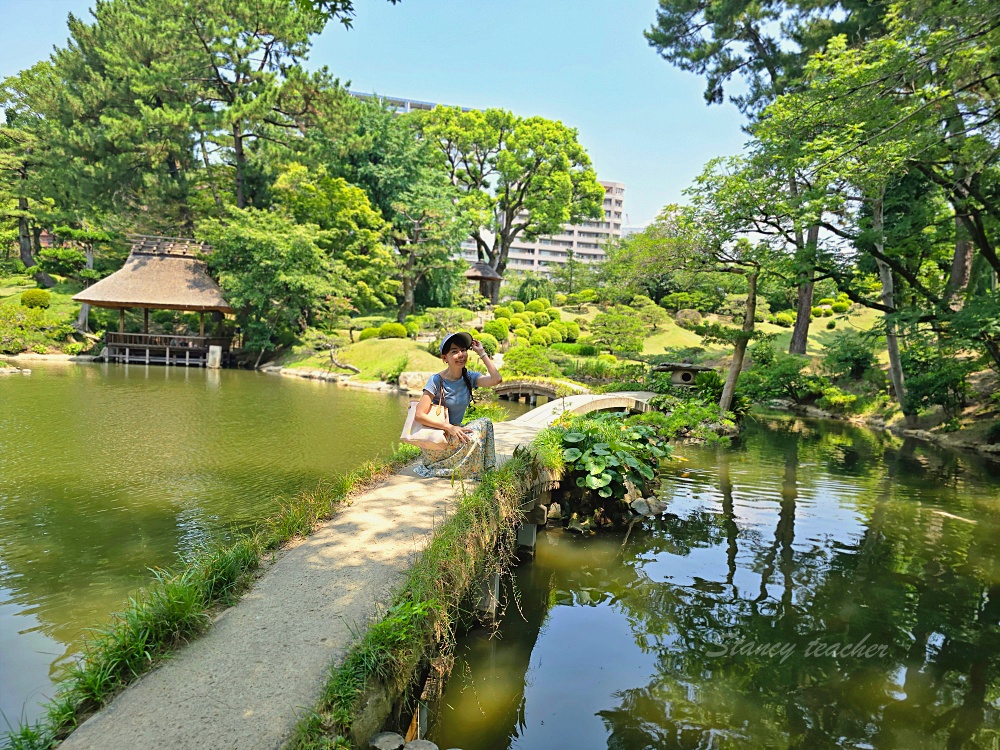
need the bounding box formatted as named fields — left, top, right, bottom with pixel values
left=431, top=417, right=1000, bottom=750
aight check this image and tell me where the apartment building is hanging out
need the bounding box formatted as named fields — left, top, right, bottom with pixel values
left=459, top=181, right=626, bottom=276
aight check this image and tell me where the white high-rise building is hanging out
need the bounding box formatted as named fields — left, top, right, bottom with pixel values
left=459, top=180, right=626, bottom=277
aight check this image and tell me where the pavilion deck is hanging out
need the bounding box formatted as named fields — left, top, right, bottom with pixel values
left=104, top=332, right=232, bottom=367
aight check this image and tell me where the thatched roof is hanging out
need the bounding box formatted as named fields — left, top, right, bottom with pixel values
left=73, top=235, right=233, bottom=313
left=464, top=261, right=502, bottom=281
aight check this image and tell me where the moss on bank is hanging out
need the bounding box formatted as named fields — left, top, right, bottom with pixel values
left=290, top=448, right=539, bottom=749
left=4, top=444, right=420, bottom=750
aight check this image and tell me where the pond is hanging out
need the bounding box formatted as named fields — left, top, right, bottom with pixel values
left=0, top=363, right=457, bottom=732
left=430, top=416, right=1000, bottom=749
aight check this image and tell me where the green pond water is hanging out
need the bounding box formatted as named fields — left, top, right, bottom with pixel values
left=0, top=362, right=479, bottom=733
left=430, top=417, right=1000, bottom=750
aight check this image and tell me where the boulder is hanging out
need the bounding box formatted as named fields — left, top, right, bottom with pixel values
left=398, top=371, right=438, bottom=394
left=369, top=732, right=405, bottom=750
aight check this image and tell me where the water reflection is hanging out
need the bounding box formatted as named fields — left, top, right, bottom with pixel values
left=431, top=417, right=1000, bottom=749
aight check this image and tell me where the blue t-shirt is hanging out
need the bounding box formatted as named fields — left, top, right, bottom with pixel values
left=423, top=371, right=482, bottom=426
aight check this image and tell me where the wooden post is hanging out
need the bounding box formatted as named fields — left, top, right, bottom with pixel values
left=199, top=311, right=205, bottom=337
left=119, top=308, right=125, bottom=333
left=143, top=308, right=149, bottom=333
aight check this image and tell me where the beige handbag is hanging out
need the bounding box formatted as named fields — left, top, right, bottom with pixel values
left=401, top=376, right=450, bottom=450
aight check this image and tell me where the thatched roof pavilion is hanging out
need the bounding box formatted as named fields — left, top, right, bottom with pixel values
left=464, top=261, right=503, bottom=300
left=74, top=235, right=232, bottom=314
left=73, top=235, right=234, bottom=366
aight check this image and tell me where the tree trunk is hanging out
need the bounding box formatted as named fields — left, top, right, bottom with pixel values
left=18, top=203, right=55, bottom=288
left=76, top=245, right=94, bottom=331
left=233, top=125, right=246, bottom=209
left=945, top=211, right=975, bottom=310
left=788, top=225, right=819, bottom=354
left=398, top=254, right=416, bottom=323
left=872, top=192, right=910, bottom=421
left=719, top=269, right=758, bottom=414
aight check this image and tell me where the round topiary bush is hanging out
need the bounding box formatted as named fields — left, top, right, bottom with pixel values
left=826, top=319, right=837, bottom=329
left=831, top=301, right=850, bottom=313
left=564, top=321, right=581, bottom=342
left=546, top=308, right=561, bottom=321
left=537, top=297, right=551, bottom=310
left=20, top=289, right=51, bottom=309
left=379, top=322, right=408, bottom=339
left=674, top=308, right=703, bottom=329
left=404, top=321, right=419, bottom=337
left=510, top=300, right=525, bottom=313
left=525, top=300, right=545, bottom=313
left=483, top=319, right=509, bottom=340
left=515, top=335, right=530, bottom=348
left=493, top=306, right=512, bottom=319
left=811, top=306, right=824, bottom=316
left=477, top=332, right=499, bottom=356
left=544, top=325, right=564, bottom=343
left=533, top=312, right=551, bottom=327
left=529, top=332, right=548, bottom=346
left=359, top=327, right=380, bottom=341
left=514, top=326, right=532, bottom=340
left=549, top=320, right=568, bottom=337
left=554, top=293, right=567, bottom=305
left=817, top=297, right=835, bottom=306
left=822, top=309, right=833, bottom=317
left=597, top=353, right=618, bottom=365
left=773, top=312, right=795, bottom=327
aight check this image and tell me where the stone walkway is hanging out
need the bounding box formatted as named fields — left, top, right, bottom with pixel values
left=57, top=393, right=654, bottom=750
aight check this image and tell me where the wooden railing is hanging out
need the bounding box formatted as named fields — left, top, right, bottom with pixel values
left=106, top=332, right=232, bottom=350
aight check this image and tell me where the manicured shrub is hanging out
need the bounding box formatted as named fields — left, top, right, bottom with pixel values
left=817, top=297, right=835, bottom=306
left=773, top=311, right=794, bottom=327
left=483, top=319, right=509, bottom=340
left=564, top=321, right=581, bottom=342
left=358, top=327, right=380, bottom=341
left=515, top=336, right=530, bottom=348
left=554, top=293, right=567, bottom=305
left=20, top=289, right=51, bottom=309
left=529, top=333, right=548, bottom=346
left=378, top=322, right=408, bottom=339
left=533, top=312, right=551, bottom=327
left=674, top=308, right=702, bottom=329
left=510, top=300, right=525, bottom=313
left=404, top=321, right=419, bottom=337
left=525, top=300, right=545, bottom=313
left=477, top=332, right=499, bottom=356
left=826, top=319, right=836, bottom=329
left=822, top=309, right=833, bottom=317
left=536, top=297, right=551, bottom=309
left=597, top=353, right=618, bottom=365
left=548, top=320, right=568, bottom=337
left=550, top=342, right=599, bottom=356
left=831, top=301, right=850, bottom=313
left=513, top=326, right=532, bottom=340
left=811, top=306, right=823, bottom=316
left=544, top=324, right=564, bottom=343
left=823, top=332, right=878, bottom=379
left=546, top=308, right=561, bottom=321
left=493, top=306, right=512, bottom=319
left=818, top=386, right=860, bottom=414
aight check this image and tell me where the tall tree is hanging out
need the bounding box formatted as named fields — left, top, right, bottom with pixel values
left=416, top=106, right=604, bottom=303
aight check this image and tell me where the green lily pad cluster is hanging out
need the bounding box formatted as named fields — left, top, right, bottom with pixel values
left=549, top=413, right=671, bottom=505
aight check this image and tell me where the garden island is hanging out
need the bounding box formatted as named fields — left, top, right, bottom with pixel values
left=2, top=0, right=1000, bottom=749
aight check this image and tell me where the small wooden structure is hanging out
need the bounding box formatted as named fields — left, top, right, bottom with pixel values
left=651, top=362, right=715, bottom=386
left=73, top=235, right=234, bottom=367
left=464, top=261, right=503, bottom=299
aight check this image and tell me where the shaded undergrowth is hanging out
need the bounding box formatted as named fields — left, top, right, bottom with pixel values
left=290, top=447, right=539, bottom=749
left=4, top=444, right=420, bottom=750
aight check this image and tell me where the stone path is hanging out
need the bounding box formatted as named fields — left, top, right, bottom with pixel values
left=57, top=392, right=654, bottom=750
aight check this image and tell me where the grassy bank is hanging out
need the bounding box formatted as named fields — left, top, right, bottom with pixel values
left=279, top=338, right=443, bottom=381
left=290, top=447, right=539, bottom=749
left=4, top=444, right=420, bottom=750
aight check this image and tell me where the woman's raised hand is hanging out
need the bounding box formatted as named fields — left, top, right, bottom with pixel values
left=469, top=339, right=486, bottom=358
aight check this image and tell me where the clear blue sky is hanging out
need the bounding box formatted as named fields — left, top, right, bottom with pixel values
left=0, top=0, right=750, bottom=225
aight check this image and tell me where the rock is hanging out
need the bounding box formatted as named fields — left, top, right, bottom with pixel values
left=630, top=498, right=650, bottom=516
left=369, top=732, right=406, bottom=750
left=646, top=497, right=669, bottom=515
left=526, top=504, right=548, bottom=525
left=398, top=371, right=438, bottom=394
left=404, top=741, right=439, bottom=750
left=567, top=513, right=585, bottom=534
left=546, top=502, right=562, bottom=521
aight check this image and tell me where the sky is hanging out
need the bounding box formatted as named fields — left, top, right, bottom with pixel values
left=0, top=0, right=751, bottom=226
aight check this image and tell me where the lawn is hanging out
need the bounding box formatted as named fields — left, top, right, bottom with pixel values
left=281, top=337, right=443, bottom=381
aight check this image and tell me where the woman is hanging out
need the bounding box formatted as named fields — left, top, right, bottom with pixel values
left=412, top=331, right=503, bottom=479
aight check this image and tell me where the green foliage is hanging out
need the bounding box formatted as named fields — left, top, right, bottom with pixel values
left=831, top=301, right=850, bottom=313
left=543, top=324, right=564, bottom=343
left=462, top=401, right=508, bottom=425
left=826, top=319, right=836, bottom=329
left=358, top=327, right=379, bottom=341
left=986, top=422, right=1000, bottom=446
left=378, top=322, right=407, bottom=339
left=403, top=321, right=419, bottom=337
left=590, top=308, right=645, bottom=354
left=493, top=306, right=512, bottom=319
left=510, top=300, right=525, bottom=313
left=477, top=332, right=499, bottom=357
left=823, top=332, right=878, bottom=380
left=811, top=306, right=823, bottom=316
left=564, top=321, right=581, bottom=342
left=674, top=308, right=703, bottom=329
left=0, top=304, right=73, bottom=353
left=817, top=297, right=835, bottom=306
left=550, top=342, right=599, bottom=356
left=817, top=386, right=860, bottom=414
left=642, top=394, right=737, bottom=443
left=500, top=345, right=561, bottom=377
left=376, top=356, right=408, bottom=384
left=532, top=312, right=550, bottom=327
left=741, top=343, right=826, bottom=404
left=37, top=247, right=87, bottom=278
left=525, top=300, right=546, bottom=313
left=20, top=289, right=51, bottom=308
left=482, top=318, right=509, bottom=340
left=529, top=332, right=548, bottom=347
left=773, top=311, right=794, bottom=327
left=901, top=342, right=973, bottom=418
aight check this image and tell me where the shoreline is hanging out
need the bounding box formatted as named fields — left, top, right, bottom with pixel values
left=765, top=401, right=1000, bottom=460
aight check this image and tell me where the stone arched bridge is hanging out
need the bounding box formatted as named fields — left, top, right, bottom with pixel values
left=495, top=377, right=590, bottom=405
